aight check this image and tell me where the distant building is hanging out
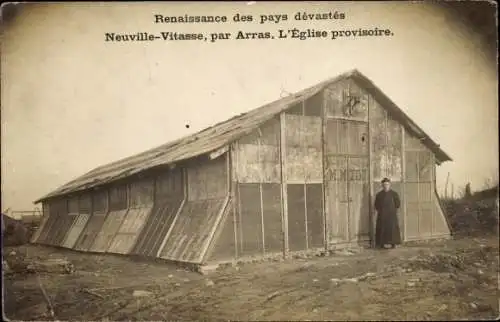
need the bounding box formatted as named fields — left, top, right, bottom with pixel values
left=31, top=69, right=452, bottom=267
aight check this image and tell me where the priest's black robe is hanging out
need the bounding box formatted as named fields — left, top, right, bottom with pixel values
left=374, top=189, right=402, bottom=247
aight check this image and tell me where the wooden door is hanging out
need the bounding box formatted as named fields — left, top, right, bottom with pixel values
left=324, top=118, right=369, bottom=246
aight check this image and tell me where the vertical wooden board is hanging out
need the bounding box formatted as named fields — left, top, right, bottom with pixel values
left=405, top=135, right=426, bottom=150
left=108, top=207, right=152, bottom=254
left=262, top=183, right=283, bottom=254
left=404, top=183, right=420, bottom=239
left=370, top=100, right=387, bottom=181
left=94, top=190, right=109, bottom=213
left=418, top=151, right=433, bottom=182
left=405, top=151, right=419, bottom=182
left=45, top=200, right=68, bottom=246
left=432, top=195, right=451, bottom=236
left=347, top=122, right=369, bottom=156
left=30, top=203, right=51, bottom=243
left=238, top=183, right=263, bottom=256
left=326, top=119, right=349, bottom=155
left=348, top=158, right=370, bottom=241
left=303, top=147, right=323, bottom=182
left=235, top=144, right=261, bottom=183
left=207, top=200, right=237, bottom=262
left=260, top=116, right=281, bottom=146
left=131, top=196, right=184, bottom=257
left=286, top=102, right=303, bottom=116
left=306, top=183, right=324, bottom=248
left=387, top=117, right=402, bottom=179
left=155, top=169, right=183, bottom=196
left=418, top=182, right=433, bottom=202
left=405, top=203, right=420, bottom=240
left=32, top=203, right=52, bottom=244
left=90, top=209, right=128, bottom=252
left=304, top=92, right=323, bottom=117
left=286, top=147, right=305, bottom=182
left=109, top=185, right=128, bottom=210
left=324, top=82, right=344, bottom=118
left=130, top=179, right=154, bottom=208
left=284, top=114, right=302, bottom=147
left=62, top=213, right=90, bottom=249
left=68, top=197, right=79, bottom=214
left=287, top=184, right=307, bottom=252
left=302, top=116, right=322, bottom=148
left=418, top=202, right=433, bottom=238
left=80, top=193, right=93, bottom=214
left=325, top=156, right=349, bottom=243
left=188, top=156, right=227, bottom=200
left=73, top=213, right=107, bottom=251
left=159, top=199, right=225, bottom=262
left=259, top=145, right=281, bottom=183
left=54, top=212, right=78, bottom=247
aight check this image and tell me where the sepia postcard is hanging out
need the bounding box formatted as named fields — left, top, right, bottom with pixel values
left=1, top=1, right=498, bottom=321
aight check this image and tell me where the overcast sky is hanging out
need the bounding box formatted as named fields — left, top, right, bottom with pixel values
left=1, top=2, right=498, bottom=211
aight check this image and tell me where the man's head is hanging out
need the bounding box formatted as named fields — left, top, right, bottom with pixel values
left=381, top=178, right=391, bottom=191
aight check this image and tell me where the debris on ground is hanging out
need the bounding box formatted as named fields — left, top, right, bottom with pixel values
left=132, top=290, right=153, bottom=297
left=3, top=236, right=498, bottom=321
left=27, top=258, right=75, bottom=275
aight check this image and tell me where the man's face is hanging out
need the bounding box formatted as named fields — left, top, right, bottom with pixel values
left=382, top=182, right=391, bottom=191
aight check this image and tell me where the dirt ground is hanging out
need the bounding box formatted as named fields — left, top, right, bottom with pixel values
left=3, top=235, right=499, bottom=321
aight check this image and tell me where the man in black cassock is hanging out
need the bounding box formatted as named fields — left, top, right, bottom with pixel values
left=374, top=178, right=402, bottom=249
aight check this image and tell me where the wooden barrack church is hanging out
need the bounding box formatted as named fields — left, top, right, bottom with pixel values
left=32, top=69, right=452, bottom=267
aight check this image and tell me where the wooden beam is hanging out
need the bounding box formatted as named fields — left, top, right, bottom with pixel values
left=209, top=145, right=229, bottom=160
left=279, top=112, right=289, bottom=258
left=368, top=95, right=375, bottom=248
left=321, top=88, right=329, bottom=251
left=230, top=143, right=239, bottom=259
left=401, top=124, right=407, bottom=242
left=156, top=168, right=187, bottom=258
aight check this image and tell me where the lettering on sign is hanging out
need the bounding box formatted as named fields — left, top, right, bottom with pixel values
left=326, top=168, right=368, bottom=181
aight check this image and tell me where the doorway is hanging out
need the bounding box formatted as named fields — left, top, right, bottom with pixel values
left=324, top=118, right=370, bottom=246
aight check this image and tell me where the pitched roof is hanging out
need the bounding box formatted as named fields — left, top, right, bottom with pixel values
left=34, top=69, right=452, bottom=203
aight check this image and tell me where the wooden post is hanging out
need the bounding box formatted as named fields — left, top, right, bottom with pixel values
left=231, top=143, right=239, bottom=259
left=322, top=89, right=329, bottom=251
left=258, top=136, right=266, bottom=255
left=280, top=112, right=289, bottom=258
left=368, top=96, right=375, bottom=248
left=401, top=125, right=407, bottom=242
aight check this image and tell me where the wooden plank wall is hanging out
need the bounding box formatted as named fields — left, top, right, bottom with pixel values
left=63, top=194, right=92, bottom=249
left=131, top=168, right=185, bottom=257
left=74, top=190, right=107, bottom=251
left=233, top=116, right=284, bottom=259
left=60, top=196, right=81, bottom=248
left=108, top=178, right=154, bottom=254
left=159, top=154, right=229, bottom=263
left=30, top=203, right=50, bottom=243
left=369, top=96, right=405, bottom=239
left=284, top=93, right=325, bottom=253
left=404, top=133, right=450, bottom=240
left=90, top=184, right=129, bottom=253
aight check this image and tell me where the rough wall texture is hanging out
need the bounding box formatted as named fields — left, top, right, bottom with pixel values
left=108, top=179, right=154, bottom=254
left=159, top=155, right=229, bottom=263
left=74, top=191, right=107, bottom=252
left=324, top=80, right=370, bottom=247
left=404, top=133, right=450, bottom=240
left=131, top=168, right=185, bottom=257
